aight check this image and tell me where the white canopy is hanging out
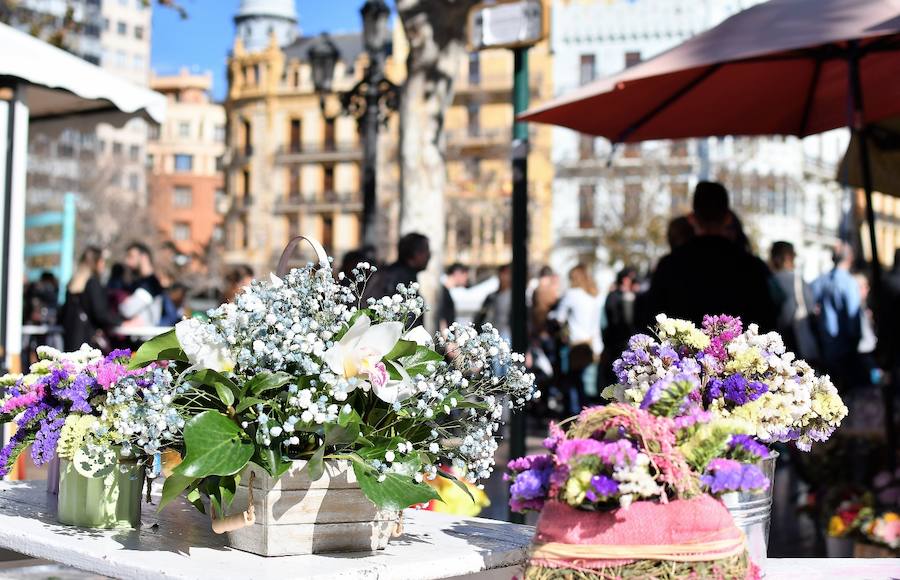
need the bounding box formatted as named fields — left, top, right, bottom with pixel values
left=0, top=22, right=166, bottom=374
left=0, top=22, right=165, bottom=124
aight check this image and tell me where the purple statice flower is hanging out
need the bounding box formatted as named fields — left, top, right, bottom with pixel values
left=104, top=349, right=132, bottom=363
left=640, top=371, right=701, bottom=414
left=556, top=438, right=638, bottom=467
left=613, top=334, right=656, bottom=383
left=702, top=315, right=743, bottom=362
left=54, top=373, right=95, bottom=414
left=656, top=345, right=680, bottom=367
left=706, top=374, right=767, bottom=406
left=674, top=404, right=712, bottom=430
left=585, top=475, right=619, bottom=502
left=542, top=422, right=566, bottom=452
left=0, top=427, right=29, bottom=478
left=701, top=458, right=770, bottom=494
left=31, top=407, right=65, bottom=465
left=507, top=454, right=553, bottom=513
left=0, top=380, right=44, bottom=414
left=728, top=434, right=769, bottom=460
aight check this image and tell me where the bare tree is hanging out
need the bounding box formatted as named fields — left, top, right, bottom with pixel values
left=396, top=0, right=480, bottom=329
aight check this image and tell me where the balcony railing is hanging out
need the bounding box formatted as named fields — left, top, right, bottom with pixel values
left=275, top=143, right=362, bottom=164
left=275, top=191, right=362, bottom=212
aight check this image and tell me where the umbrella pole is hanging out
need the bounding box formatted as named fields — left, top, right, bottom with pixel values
left=847, top=43, right=895, bottom=472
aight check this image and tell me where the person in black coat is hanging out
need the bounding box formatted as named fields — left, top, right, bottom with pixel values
left=646, top=182, right=777, bottom=330
left=61, top=246, right=121, bottom=352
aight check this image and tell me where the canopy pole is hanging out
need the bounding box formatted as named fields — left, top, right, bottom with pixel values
left=847, top=41, right=895, bottom=472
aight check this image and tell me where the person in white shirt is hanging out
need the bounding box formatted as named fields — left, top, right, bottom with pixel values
left=552, top=264, right=605, bottom=412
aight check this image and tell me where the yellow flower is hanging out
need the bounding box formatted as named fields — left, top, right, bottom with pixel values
left=426, top=475, right=489, bottom=517
left=828, top=515, right=847, bottom=537
left=884, top=512, right=899, bottom=522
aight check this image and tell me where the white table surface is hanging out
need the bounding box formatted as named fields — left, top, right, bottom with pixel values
left=0, top=481, right=897, bottom=580
left=0, top=481, right=531, bottom=580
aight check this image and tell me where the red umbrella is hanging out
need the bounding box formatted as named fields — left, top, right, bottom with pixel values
left=522, top=0, right=900, bottom=266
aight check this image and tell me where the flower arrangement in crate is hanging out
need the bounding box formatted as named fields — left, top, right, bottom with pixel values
left=132, top=237, right=537, bottom=555
left=0, top=346, right=183, bottom=528
left=507, top=385, right=770, bottom=579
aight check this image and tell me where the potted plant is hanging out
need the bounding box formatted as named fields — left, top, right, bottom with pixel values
left=506, top=394, right=770, bottom=579
left=133, top=240, right=538, bottom=555
left=603, top=314, right=848, bottom=566
left=0, top=347, right=181, bottom=529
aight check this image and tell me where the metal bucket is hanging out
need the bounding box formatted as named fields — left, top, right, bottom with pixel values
left=721, top=452, right=777, bottom=572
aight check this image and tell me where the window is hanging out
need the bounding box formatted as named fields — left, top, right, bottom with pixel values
left=215, top=189, right=227, bottom=210
left=465, top=158, right=480, bottom=180
left=133, top=54, right=145, bottom=71
left=242, top=119, right=252, bottom=156
left=214, top=124, right=226, bottom=143
left=84, top=54, right=101, bottom=65
left=289, top=119, right=302, bottom=152
left=174, top=154, right=193, bottom=172
left=215, top=155, right=224, bottom=171
left=579, top=135, right=594, bottom=160
left=321, top=216, right=334, bottom=253
left=84, top=23, right=100, bottom=38
left=146, top=153, right=155, bottom=169
left=173, top=186, right=192, bottom=208
left=624, top=182, right=642, bottom=224
left=117, top=21, right=127, bottom=36
left=578, top=184, right=595, bottom=229
left=128, top=173, right=140, bottom=192
left=625, top=51, right=642, bottom=69
left=173, top=222, right=191, bottom=241
left=178, top=121, right=191, bottom=138
left=288, top=166, right=301, bottom=198
left=579, top=54, right=595, bottom=86
left=467, top=103, right=480, bottom=137
left=116, top=50, right=127, bottom=68
left=468, top=52, right=480, bottom=85
left=148, top=124, right=160, bottom=140
left=323, top=118, right=335, bottom=150
left=323, top=165, right=334, bottom=192
left=242, top=170, right=252, bottom=205
left=103, top=18, right=109, bottom=31
left=112, top=141, right=123, bottom=155
left=212, top=225, right=224, bottom=243
left=134, top=25, right=144, bottom=40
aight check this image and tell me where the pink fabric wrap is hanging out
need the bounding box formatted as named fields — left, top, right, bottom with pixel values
left=531, top=495, right=745, bottom=570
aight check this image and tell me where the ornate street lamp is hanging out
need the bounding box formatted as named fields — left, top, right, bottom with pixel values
left=308, top=0, right=399, bottom=249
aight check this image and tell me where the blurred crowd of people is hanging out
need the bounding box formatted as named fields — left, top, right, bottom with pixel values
left=354, top=182, right=899, bottom=419
left=23, top=242, right=256, bottom=358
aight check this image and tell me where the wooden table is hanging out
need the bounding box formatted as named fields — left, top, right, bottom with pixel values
left=0, top=481, right=531, bottom=579
left=0, top=481, right=897, bottom=579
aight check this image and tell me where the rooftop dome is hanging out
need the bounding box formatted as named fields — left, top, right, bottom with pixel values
left=235, top=0, right=297, bottom=22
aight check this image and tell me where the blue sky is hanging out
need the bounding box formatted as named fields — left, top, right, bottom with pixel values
left=151, top=1, right=393, bottom=101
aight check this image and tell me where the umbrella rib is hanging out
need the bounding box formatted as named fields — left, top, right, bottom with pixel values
left=798, top=57, right=823, bottom=137
left=615, top=64, right=721, bottom=143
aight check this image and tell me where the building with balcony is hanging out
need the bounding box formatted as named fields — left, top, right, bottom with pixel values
left=550, top=0, right=847, bottom=285
left=147, top=70, right=226, bottom=257
left=223, top=0, right=556, bottom=277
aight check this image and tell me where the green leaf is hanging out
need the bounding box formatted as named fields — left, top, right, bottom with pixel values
left=437, top=470, right=475, bottom=504
left=174, top=411, right=254, bottom=478
left=186, top=487, right=206, bottom=514
left=306, top=446, right=326, bottom=481
left=245, top=371, right=293, bottom=397
left=325, top=421, right=360, bottom=446
left=399, top=346, right=444, bottom=377
left=129, top=329, right=186, bottom=369
left=252, top=445, right=292, bottom=479
left=352, top=462, right=441, bottom=510
left=234, top=397, right=268, bottom=414
left=189, top=369, right=238, bottom=407
left=385, top=339, right=417, bottom=361
left=159, top=473, right=196, bottom=512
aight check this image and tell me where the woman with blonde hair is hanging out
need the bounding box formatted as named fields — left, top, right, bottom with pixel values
left=61, top=246, right=121, bottom=351
left=552, top=264, right=604, bottom=413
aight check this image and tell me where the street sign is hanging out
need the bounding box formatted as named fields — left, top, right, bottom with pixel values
left=468, top=0, right=546, bottom=51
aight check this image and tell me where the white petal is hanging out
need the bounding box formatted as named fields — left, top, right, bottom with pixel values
left=322, top=343, right=347, bottom=375
left=357, top=321, right=404, bottom=359
left=404, top=326, right=434, bottom=349
left=340, top=314, right=371, bottom=348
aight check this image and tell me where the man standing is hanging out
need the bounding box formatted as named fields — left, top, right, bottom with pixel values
left=770, top=241, right=819, bottom=363
left=647, top=182, right=777, bottom=329
left=365, top=233, right=431, bottom=306
left=811, top=243, right=862, bottom=391
left=438, top=263, right=469, bottom=331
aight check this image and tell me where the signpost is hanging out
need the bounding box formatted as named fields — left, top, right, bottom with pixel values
left=468, top=0, right=545, bottom=523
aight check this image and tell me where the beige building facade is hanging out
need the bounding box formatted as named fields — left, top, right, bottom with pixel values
left=147, top=70, right=226, bottom=256
left=223, top=2, right=555, bottom=277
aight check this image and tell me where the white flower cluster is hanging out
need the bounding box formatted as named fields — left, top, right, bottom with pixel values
left=613, top=453, right=662, bottom=509
left=103, top=366, right=186, bottom=459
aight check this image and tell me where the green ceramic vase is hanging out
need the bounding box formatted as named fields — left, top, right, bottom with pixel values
left=57, top=458, right=143, bottom=529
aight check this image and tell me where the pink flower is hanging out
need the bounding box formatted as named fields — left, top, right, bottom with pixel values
left=367, top=361, right=389, bottom=390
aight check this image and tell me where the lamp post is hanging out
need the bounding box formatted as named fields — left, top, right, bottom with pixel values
left=309, top=0, right=398, bottom=249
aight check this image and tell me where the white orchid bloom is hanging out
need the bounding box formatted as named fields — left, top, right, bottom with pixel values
left=175, top=318, right=235, bottom=373
left=323, top=315, right=404, bottom=401
left=403, top=326, right=434, bottom=349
